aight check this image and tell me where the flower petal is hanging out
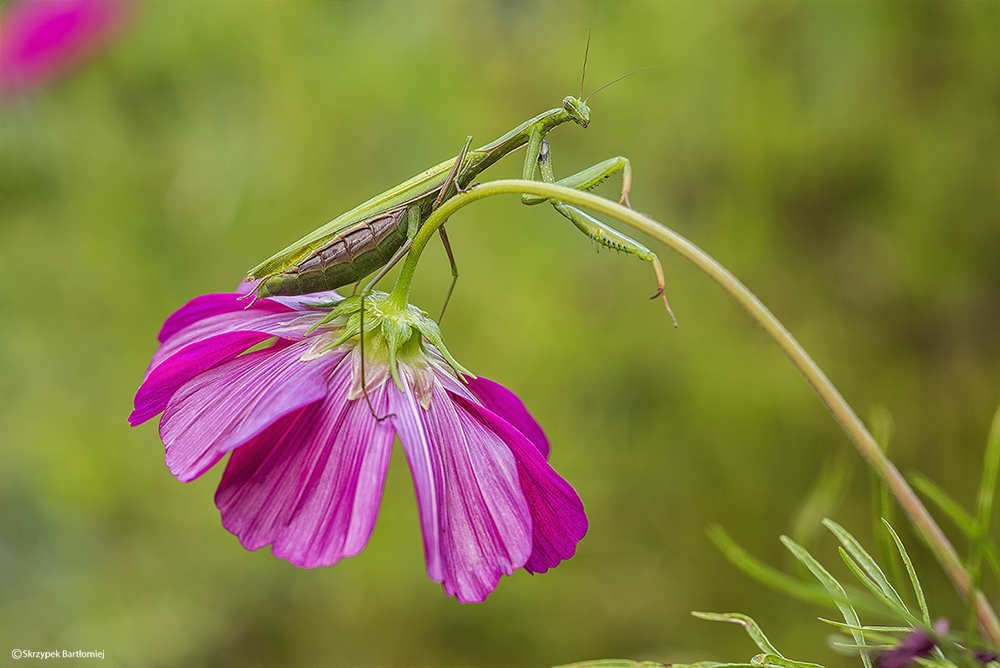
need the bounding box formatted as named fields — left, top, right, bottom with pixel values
left=0, top=0, right=128, bottom=97
left=465, top=375, right=550, bottom=458
left=391, top=374, right=532, bottom=603
left=158, top=292, right=291, bottom=343
left=149, top=309, right=317, bottom=377
left=160, top=343, right=344, bottom=482
left=450, top=393, right=587, bottom=574
left=134, top=309, right=326, bottom=422
left=215, top=362, right=395, bottom=568
left=129, top=332, right=285, bottom=426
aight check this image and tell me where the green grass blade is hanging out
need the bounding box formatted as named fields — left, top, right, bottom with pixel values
left=816, top=618, right=910, bottom=634
left=650, top=664, right=754, bottom=668
left=823, top=519, right=910, bottom=617
left=973, top=405, right=1000, bottom=585
left=791, top=453, right=852, bottom=551
left=835, top=547, right=917, bottom=624
left=910, top=471, right=978, bottom=536
left=707, top=525, right=837, bottom=608
left=910, top=470, right=1000, bottom=583
left=869, top=406, right=906, bottom=594
left=691, top=612, right=783, bottom=656
left=780, top=536, right=873, bottom=668
left=828, top=640, right=894, bottom=652
left=816, top=619, right=906, bottom=646
left=752, top=654, right=826, bottom=668
left=552, top=662, right=669, bottom=668
left=707, top=525, right=887, bottom=616
left=977, top=405, right=1000, bottom=531
left=880, top=519, right=931, bottom=627
left=668, top=664, right=755, bottom=668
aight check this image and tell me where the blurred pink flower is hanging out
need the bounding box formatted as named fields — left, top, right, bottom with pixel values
left=0, top=0, right=129, bottom=98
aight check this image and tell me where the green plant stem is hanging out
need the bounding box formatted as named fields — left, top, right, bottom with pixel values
left=392, top=179, right=1000, bottom=646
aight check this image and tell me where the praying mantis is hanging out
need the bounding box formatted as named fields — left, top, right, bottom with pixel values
left=245, top=82, right=676, bottom=324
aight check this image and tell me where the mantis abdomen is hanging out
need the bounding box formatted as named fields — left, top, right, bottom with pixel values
left=256, top=207, right=410, bottom=298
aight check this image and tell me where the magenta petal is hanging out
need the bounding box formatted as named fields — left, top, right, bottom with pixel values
left=158, top=292, right=291, bottom=343
left=130, top=332, right=281, bottom=426
left=216, top=365, right=395, bottom=568
left=465, top=376, right=550, bottom=458
left=391, top=378, right=532, bottom=603
left=0, top=0, right=128, bottom=97
left=133, top=308, right=320, bottom=426
left=451, top=394, right=587, bottom=574
left=146, top=309, right=316, bottom=380
left=160, top=344, right=343, bottom=482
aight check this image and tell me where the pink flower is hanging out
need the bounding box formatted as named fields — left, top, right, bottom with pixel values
left=0, top=0, right=130, bottom=99
left=130, top=289, right=587, bottom=603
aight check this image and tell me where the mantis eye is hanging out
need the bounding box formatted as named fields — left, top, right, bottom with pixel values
left=562, top=96, right=590, bottom=128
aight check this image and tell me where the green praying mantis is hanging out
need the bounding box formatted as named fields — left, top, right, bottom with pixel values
left=244, top=76, right=676, bottom=326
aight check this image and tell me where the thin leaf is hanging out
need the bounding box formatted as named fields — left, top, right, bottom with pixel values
left=835, top=548, right=897, bottom=612
left=708, top=525, right=887, bottom=616
left=659, top=664, right=756, bottom=668
left=828, top=641, right=894, bottom=651
left=973, top=405, right=1000, bottom=586
left=691, top=612, right=782, bottom=656
left=552, top=662, right=668, bottom=668
left=816, top=618, right=905, bottom=645
left=910, top=472, right=978, bottom=537
left=781, top=536, right=873, bottom=668
left=751, top=654, right=826, bottom=668
left=869, top=406, right=906, bottom=595
left=909, top=473, right=1000, bottom=585
left=881, top=519, right=931, bottom=627
left=816, top=618, right=910, bottom=633
left=707, top=525, right=838, bottom=607
left=791, top=453, right=852, bottom=551
left=978, top=405, right=1000, bottom=534
left=836, top=548, right=920, bottom=626
left=824, top=519, right=910, bottom=617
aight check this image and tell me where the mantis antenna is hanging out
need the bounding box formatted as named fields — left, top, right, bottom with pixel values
left=585, top=66, right=656, bottom=103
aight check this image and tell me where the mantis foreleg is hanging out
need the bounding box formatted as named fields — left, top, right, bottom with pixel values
left=525, top=142, right=632, bottom=208
left=525, top=138, right=677, bottom=326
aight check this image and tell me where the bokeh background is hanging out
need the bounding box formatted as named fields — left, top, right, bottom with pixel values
left=2, top=1, right=998, bottom=666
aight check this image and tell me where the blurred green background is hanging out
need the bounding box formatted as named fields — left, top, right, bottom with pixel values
left=2, top=1, right=998, bottom=666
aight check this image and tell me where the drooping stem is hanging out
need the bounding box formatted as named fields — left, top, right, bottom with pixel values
left=392, top=178, right=1000, bottom=646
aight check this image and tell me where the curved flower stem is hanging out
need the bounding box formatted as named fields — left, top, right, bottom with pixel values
left=390, top=179, right=1000, bottom=646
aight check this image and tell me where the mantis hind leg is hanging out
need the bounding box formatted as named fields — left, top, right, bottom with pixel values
left=432, top=136, right=472, bottom=324
left=435, top=227, right=458, bottom=323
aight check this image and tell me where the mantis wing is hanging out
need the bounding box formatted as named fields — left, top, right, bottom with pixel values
left=247, top=155, right=460, bottom=280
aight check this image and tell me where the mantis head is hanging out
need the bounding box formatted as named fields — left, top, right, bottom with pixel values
left=562, top=96, right=591, bottom=128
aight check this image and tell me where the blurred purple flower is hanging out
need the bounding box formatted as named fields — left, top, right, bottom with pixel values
left=975, top=650, right=999, bottom=665
left=0, top=0, right=130, bottom=99
left=130, top=289, right=586, bottom=603
left=876, top=619, right=948, bottom=668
